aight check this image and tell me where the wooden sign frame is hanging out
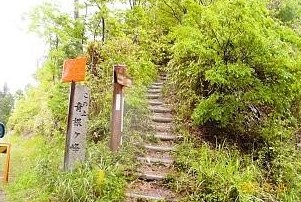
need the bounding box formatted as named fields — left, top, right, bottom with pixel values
left=0, top=143, right=11, bottom=182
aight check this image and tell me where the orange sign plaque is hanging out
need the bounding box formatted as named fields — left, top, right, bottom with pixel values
left=62, top=57, right=87, bottom=82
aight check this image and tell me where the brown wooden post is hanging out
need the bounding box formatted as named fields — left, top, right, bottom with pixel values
left=0, top=143, right=11, bottom=183
left=110, top=65, right=132, bottom=152
left=3, top=144, right=11, bottom=182
left=110, top=65, right=125, bottom=152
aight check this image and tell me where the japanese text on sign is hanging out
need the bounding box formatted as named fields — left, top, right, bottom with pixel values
left=64, top=85, right=89, bottom=170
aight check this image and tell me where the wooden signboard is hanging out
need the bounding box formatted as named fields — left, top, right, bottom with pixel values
left=117, top=74, right=132, bottom=87
left=62, top=57, right=87, bottom=82
left=64, top=84, right=89, bottom=170
left=0, top=143, right=11, bottom=182
left=114, top=65, right=132, bottom=87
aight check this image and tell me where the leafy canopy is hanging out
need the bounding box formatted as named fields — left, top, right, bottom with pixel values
left=168, top=0, right=301, bottom=140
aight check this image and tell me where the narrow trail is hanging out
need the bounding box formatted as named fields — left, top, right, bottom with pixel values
left=0, top=184, right=5, bottom=202
left=125, top=74, right=183, bottom=201
left=0, top=164, right=7, bottom=201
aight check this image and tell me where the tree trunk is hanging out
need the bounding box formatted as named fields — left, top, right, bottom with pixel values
left=102, top=17, right=105, bottom=44
left=74, top=0, right=79, bottom=19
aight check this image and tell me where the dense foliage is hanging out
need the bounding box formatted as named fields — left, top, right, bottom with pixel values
left=162, top=0, right=301, bottom=201
left=167, top=0, right=301, bottom=142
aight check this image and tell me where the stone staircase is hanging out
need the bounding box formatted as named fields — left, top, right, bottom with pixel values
left=125, top=74, right=182, bottom=201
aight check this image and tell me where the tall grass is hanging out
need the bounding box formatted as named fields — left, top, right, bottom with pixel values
left=169, top=137, right=301, bottom=202
left=4, top=133, right=138, bottom=202
left=172, top=141, right=261, bottom=202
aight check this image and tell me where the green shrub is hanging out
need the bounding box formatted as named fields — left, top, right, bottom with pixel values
left=167, top=0, right=301, bottom=142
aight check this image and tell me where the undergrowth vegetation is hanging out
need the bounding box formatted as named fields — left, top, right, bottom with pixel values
left=5, top=134, right=138, bottom=202
left=170, top=138, right=301, bottom=201
left=172, top=141, right=261, bottom=201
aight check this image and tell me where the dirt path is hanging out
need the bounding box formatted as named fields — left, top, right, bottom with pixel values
left=0, top=189, right=5, bottom=201
left=125, top=74, right=182, bottom=201
left=1, top=164, right=6, bottom=202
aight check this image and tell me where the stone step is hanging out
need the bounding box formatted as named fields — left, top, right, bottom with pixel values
left=152, top=116, right=173, bottom=123
left=153, top=82, right=163, bottom=86
left=153, top=133, right=183, bottom=141
left=138, top=157, right=174, bottom=165
left=125, top=180, right=178, bottom=202
left=148, top=100, right=164, bottom=106
left=147, top=89, right=161, bottom=94
left=138, top=172, right=166, bottom=181
left=125, top=179, right=177, bottom=201
left=149, top=107, right=172, bottom=113
left=147, top=94, right=160, bottom=99
left=125, top=192, right=166, bottom=201
left=160, top=76, right=167, bottom=81
left=144, top=144, right=175, bottom=152
left=151, top=123, right=172, bottom=132
left=149, top=85, right=162, bottom=90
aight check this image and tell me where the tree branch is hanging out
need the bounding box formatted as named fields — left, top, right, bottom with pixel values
left=162, top=0, right=182, bottom=23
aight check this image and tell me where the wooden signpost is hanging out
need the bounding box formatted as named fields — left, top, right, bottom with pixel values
left=0, top=143, right=11, bottom=183
left=0, top=123, right=10, bottom=183
left=62, top=57, right=89, bottom=171
left=110, top=65, right=132, bottom=152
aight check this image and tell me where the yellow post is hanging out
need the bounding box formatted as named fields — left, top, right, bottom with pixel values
left=0, top=143, right=11, bottom=183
